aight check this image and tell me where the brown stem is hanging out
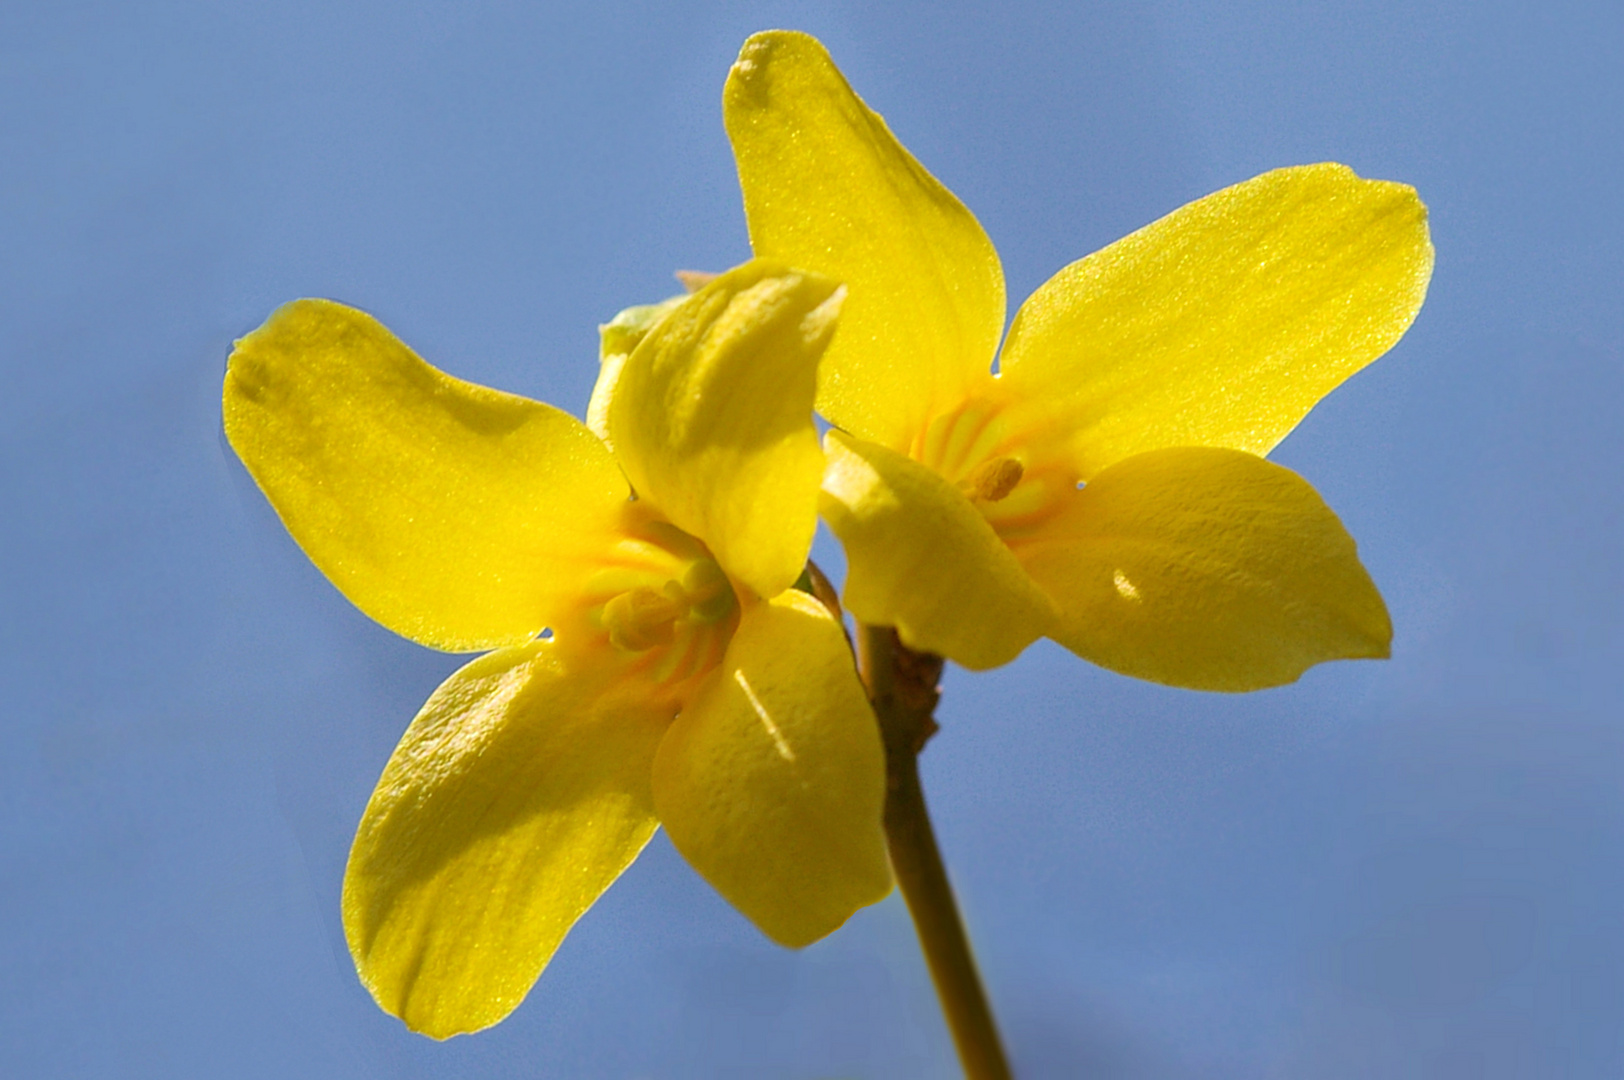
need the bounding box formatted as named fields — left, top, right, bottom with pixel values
left=802, top=560, right=846, bottom=630
left=857, top=623, right=1013, bottom=1080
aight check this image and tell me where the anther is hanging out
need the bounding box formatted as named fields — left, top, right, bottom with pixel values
left=681, top=558, right=736, bottom=622
left=962, top=456, right=1024, bottom=502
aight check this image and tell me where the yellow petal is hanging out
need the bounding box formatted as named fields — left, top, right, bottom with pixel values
left=725, top=30, right=1005, bottom=451
left=651, top=590, right=891, bottom=947
left=1015, top=447, right=1391, bottom=691
left=999, top=163, right=1434, bottom=479
left=224, top=299, right=630, bottom=651
left=598, top=294, right=687, bottom=363
left=343, top=643, right=666, bottom=1038
left=587, top=294, right=687, bottom=448
left=608, top=259, right=844, bottom=599
left=584, top=350, right=626, bottom=448
left=820, top=431, right=1056, bottom=670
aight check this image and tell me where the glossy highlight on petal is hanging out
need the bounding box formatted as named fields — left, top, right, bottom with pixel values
left=726, top=30, right=1005, bottom=451
left=651, top=590, right=892, bottom=947
left=343, top=643, right=666, bottom=1037
left=1000, top=163, right=1434, bottom=478
left=1015, top=447, right=1392, bottom=691
left=223, top=299, right=630, bottom=651
left=608, top=259, right=844, bottom=599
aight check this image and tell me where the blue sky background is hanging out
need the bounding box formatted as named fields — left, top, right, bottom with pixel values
left=4, top=1, right=1621, bottom=1076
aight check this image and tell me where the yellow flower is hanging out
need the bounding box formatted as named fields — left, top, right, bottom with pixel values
left=222, top=260, right=891, bottom=1038
left=724, top=31, right=1435, bottom=689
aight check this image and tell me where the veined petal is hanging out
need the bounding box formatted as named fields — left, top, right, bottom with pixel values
left=999, top=163, right=1434, bottom=479
left=343, top=643, right=667, bottom=1038
left=725, top=30, right=1005, bottom=451
left=820, top=431, right=1056, bottom=670
left=224, top=299, right=629, bottom=651
left=608, top=259, right=844, bottom=599
left=651, top=590, right=891, bottom=947
left=1015, top=447, right=1391, bottom=691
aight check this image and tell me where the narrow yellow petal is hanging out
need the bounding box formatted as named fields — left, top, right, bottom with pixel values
left=1015, top=447, right=1391, bottom=691
left=820, top=431, right=1056, bottom=670
left=651, top=590, right=891, bottom=947
left=587, top=294, right=686, bottom=449
left=1000, top=164, right=1434, bottom=478
left=223, top=299, right=629, bottom=651
left=584, top=350, right=626, bottom=448
left=598, top=294, right=687, bottom=363
left=343, top=644, right=666, bottom=1038
left=725, top=30, right=1005, bottom=451
left=608, top=259, right=844, bottom=599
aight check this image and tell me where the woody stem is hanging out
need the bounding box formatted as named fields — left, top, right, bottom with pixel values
left=857, top=622, right=1013, bottom=1080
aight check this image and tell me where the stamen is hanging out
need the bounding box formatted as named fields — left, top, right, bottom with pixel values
left=681, top=558, right=735, bottom=622
left=603, top=586, right=683, bottom=651
left=598, top=554, right=738, bottom=654
left=962, top=456, right=1024, bottom=502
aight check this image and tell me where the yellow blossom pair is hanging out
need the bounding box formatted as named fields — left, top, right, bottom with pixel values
left=223, top=261, right=891, bottom=1037
left=224, top=27, right=1434, bottom=1043
left=726, top=31, right=1433, bottom=688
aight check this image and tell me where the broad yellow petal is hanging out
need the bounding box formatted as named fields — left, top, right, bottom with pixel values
left=999, top=164, right=1434, bottom=479
left=651, top=590, right=891, bottom=947
left=343, top=643, right=666, bottom=1038
left=1015, top=447, right=1391, bottom=691
left=224, top=299, right=629, bottom=651
left=725, top=30, right=1005, bottom=451
left=608, top=259, right=844, bottom=599
left=820, top=431, right=1056, bottom=670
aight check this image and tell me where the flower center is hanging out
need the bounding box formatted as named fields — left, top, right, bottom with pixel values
left=573, top=512, right=740, bottom=702
left=914, top=389, right=1080, bottom=547
left=600, top=556, right=735, bottom=651
left=915, top=397, right=1009, bottom=484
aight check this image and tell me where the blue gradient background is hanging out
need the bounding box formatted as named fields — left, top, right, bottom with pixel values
left=4, top=2, right=1621, bottom=1076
